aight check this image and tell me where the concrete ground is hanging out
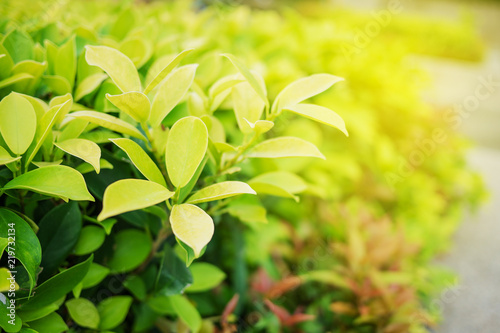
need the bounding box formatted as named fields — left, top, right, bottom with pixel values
left=333, top=0, right=500, bottom=331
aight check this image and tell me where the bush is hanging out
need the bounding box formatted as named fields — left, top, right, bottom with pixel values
left=0, top=0, right=485, bottom=332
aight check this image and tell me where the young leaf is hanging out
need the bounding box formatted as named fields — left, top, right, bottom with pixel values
left=170, top=204, right=214, bottom=258
left=70, top=110, right=146, bottom=141
left=247, top=137, right=325, bottom=159
left=186, top=263, right=226, bottom=293
left=272, top=74, right=344, bottom=114
left=98, top=179, right=174, bottom=221
left=144, top=48, right=194, bottom=94
left=232, top=81, right=266, bottom=133
left=19, top=255, right=93, bottom=311
left=0, top=209, right=41, bottom=293
left=186, top=181, right=256, bottom=204
left=66, top=298, right=100, bottom=329
left=55, top=138, right=101, bottom=173
left=221, top=53, right=268, bottom=106
left=0, top=92, right=37, bottom=155
left=74, top=73, right=107, bottom=101
left=284, top=103, right=348, bottom=136
left=55, top=36, right=76, bottom=89
left=0, top=73, right=33, bottom=89
left=149, top=64, right=198, bottom=127
left=165, top=116, right=208, bottom=188
left=85, top=45, right=141, bottom=92
left=108, top=229, right=152, bottom=273
left=249, top=171, right=308, bottom=194
left=111, top=138, right=166, bottom=187
left=169, top=295, right=202, bottom=332
left=97, top=296, right=133, bottom=330
left=0, top=146, right=21, bottom=165
left=3, top=165, right=94, bottom=202
left=106, top=91, right=151, bottom=123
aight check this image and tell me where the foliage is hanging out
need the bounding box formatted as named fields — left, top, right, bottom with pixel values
left=0, top=0, right=485, bottom=332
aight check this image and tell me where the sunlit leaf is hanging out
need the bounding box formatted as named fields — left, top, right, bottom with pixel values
left=186, top=263, right=226, bottom=293
left=247, top=137, right=325, bottom=159
left=0, top=92, right=36, bottom=155
left=170, top=204, right=214, bottom=258
left=66, top=298, right=99, bottom=329
left=74, top=73, right=107, bottom=101
left=186, top=181, right=256, bottom=204
left=169, top=295, right=202, bottom=332
left=98, top=179, right=174, bottom=221
left=165, top=116, right=208, bottom=188
left=106, top=91, right=150, bottom=123
left=85, top=45, right=141, bottom=92
left=149, top=65, right=198, bottom=127
left=111, top=138, right=166, bottom=186
left=55, top=138, right=101, bottom=173
left=285, top=103, right=348, bottom=136
left=144, top=48, right=194, bottom=94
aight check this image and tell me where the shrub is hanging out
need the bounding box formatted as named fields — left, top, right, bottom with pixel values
left=0, top=0, right=485, bottom=332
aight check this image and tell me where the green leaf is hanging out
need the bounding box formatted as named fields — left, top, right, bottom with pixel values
left=0, top=92, right=36, bottom=155
left=0, top=294, right=22, bottom=332
left=186, top=181, right=256, bottom=204
left=156, top=243, right=192, bottom=296
left=66, top=298, right=100, bottom=329
left=81, top=263, right=109, bottom=289
left=248, top=182, right=298, bottom=202
left=58, top=118, right=88, bottom=142
left=19, top=255, right=93, bottom=311
left=69, top=110, right=146, bottom=141
left=18, top=303, right=59, bottom=323
left=25, top=99, right=72, bottom=167
left=37, top=202, right=82, bottom=279
left=107, top=91, right=150, bottom=123
left=249, top=171, right=308, bottom=194
left=111, top=138, right=166, bottom=187
left=123, top=275, right=146, bottom=301
left=3, top=165, right=94, bottom=202
left=170, top=204, right=214, bottom=258
left=108, top=229, right=152, bottom=273
left=271, top=73, right=344, bottom=114
left=0, top=268, right=18, bottom=292
left=85, top=45, right=141, bottom=92
left=144, top=48, right=194, bottom=94
left=26, top=313, right=67, bottom=333
left=0, top=73, right=33, bottom=89
left=119, top=38, right=152, bottom=68
left=0, top=146, right=21, bottom=165
left=228, top=203, right=268, bottom=224
left=97, top=296, right=133, bottom=330
left=55, top=36, right=76, bottom=89
left=55, top=138, right=101, bottom=173
left=165, top=116, right=208, bottom=188
left=149, top=64, right=198, bottom=127
left=43, top=75, right=71, bottom=95
left=2, top=29, right=34, bottom=63
left=247, top=137, right=325, bottom=159
left=232, top=81, right=266, bottom=133
left=74, top=73, right=107, bottom=101
left=169, top=295, right=202, bottom=332
left=186, top=263, right=226, bottom=293
left=0, top=209, right=41, bottom=293
left=221, top=53, right=268, bottom=106
left=284, top=103, right=348, bottom=136
left=73, top=225, right=106, bottom=255
left=98, top=179, right=174, bottom=221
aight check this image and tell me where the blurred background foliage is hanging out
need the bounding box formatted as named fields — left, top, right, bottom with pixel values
left=0, top=0, right=488, bottom=331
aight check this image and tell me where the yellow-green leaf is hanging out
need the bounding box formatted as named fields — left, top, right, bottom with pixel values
left=232, top=81, right=266, bottom=133
left=98, top=179, right=174, bottom=221
left=170, top=204, right=214, bottom=258
left=249, top=171, right=308, bottom=194
left=106, top=91, right=150, bottom=123
left=70, top=110, right=146, bottom=141
left=149, top=64, right=198, bottom=127
left=187, top=181, right=256, bottom=204
left=66, top=298, right=100, bottom=329
left=74, top=73, right=107, bottom=101
left=0, top=92, right=36, bottom=155
left=110, top=138, right=166, bottom=187
left=144, top=48, right=194, bottom=94
left=0, top=73, right=33, bottom=89
left=165, top=116, right=208, bottom=188
left=3, top=165, right=94, bottom=201
left=0, top=146, right=21, bottom=165
left=284, top=103, right=348, bottom=136
left=247, top=137, right=325, bottom=159
left=55, top=139, right=101, bottom=173
left=272, top=74, right=344, bottom=114
left=85, top=45, right=141, bottom=92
